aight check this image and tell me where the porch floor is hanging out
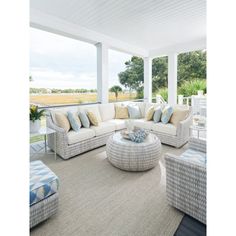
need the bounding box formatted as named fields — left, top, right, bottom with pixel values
left=30, top=141, right=205, bottom=236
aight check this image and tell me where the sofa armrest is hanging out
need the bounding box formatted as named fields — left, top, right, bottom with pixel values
left=165, top=152, right=206, bottom=172
left=176, top=112, right=193, bottom=137
left=164, top=152, right=206, bottom=224
left=46, top=115, right=69, bottom=145
left=189, top=137, right=206, bottom=153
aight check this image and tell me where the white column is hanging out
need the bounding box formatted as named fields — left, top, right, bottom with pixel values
left=96, top=42, right=109, bottom=103
left=144, top=57, right=152, bottom=102
left=168, top=53, right=178, bottom=105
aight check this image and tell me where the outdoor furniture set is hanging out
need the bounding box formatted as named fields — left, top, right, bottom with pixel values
left=46, top=102, right=192, bottom=159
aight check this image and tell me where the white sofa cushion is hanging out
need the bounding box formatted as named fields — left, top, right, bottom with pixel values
left=133, top=119, right=154, bottom=130
left=90, top=122, right=115, bottom=136
left=107, top=119, right=126, bottom=130
left=98, top=103, right=115, bottom=121
left=151, top=122, right=177, bottom=136
left=78, top=105, right=102, bottom=122
left=67, top=128, right=95, bottom=145
left=136, top=102, right=146, bottom=118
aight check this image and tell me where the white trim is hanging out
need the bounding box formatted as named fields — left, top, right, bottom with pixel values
left=168, top=53, right=178, bottom=106
left=96, top=43, right=109, bottom=104
left=149, top=38, right=206, bottom=58
left=144, top=57, right=152, bottom=103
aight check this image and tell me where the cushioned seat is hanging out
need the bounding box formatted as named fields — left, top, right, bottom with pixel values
left=151, top=122, right=177, bottom=135
left=91, top=122, right=115, bottom=136
left=180, top=149, right=206, bottom=166
left=133, top=119, right=154, bottom=130
left=107, top=119, right=126, bottom=130
left=67, top=128, right=95, bottom=145
left=30, top=161, right=59, bottom=206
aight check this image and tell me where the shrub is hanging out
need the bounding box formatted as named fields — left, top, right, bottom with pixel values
left=156, top=87, right=168, bottom=102
left=178, top=79, right=206, bottom=97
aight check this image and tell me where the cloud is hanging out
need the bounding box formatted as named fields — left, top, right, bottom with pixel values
left=30, top=28, right=132, bottom=89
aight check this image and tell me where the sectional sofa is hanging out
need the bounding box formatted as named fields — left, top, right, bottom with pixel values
left=47, top=102, right=192, bottom=160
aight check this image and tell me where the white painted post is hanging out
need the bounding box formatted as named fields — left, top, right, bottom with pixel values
left=144, top=57, right=152, bottom=102
left=168, top=53, right=178, bottom=105
left=178, top=94, right=183, bottom=105
left=96, top=42, right=109, bottom=103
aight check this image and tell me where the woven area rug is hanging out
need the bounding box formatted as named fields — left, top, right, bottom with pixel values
left=30, top=145, right=185, bottom=236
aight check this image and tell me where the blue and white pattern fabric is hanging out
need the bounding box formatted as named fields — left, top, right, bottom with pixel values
left=67, top=111, right=81, bottom=132
left=161, top=105, right=174, bottom=124
left=127, top=104, right=141, bottom=119
left=153, top=107, right=162, bottom=123
left=30, top=161, right=59, bottom=206
left=129, top=128, right=148, bottom=143
left=79, top=111, right=90, bottom=128
left=180, top=149, right=206, bottom=166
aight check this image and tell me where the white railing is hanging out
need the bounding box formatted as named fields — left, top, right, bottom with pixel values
left=156, top=95, right=167, bottom=104
left=191, top=95, right=207, bottom=116
left=178, top=95, right=191, bottom=105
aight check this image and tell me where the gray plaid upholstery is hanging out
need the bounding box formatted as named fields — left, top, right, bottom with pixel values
left=165, top=137, right=206, bottom=224
left=30, top=192, right=59, bottom=228
left=106, top=132, right=161, bottom=171
left=47, top=115, right=114, bottom=159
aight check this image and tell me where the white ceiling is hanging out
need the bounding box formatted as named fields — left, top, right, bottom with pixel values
left=30, top=0, right=206, bottom=54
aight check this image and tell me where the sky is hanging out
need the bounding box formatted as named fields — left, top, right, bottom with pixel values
left=30, top=27, right=132, bottom=90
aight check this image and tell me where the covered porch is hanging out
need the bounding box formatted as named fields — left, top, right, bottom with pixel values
left=29, top=1, right=206, bottom=236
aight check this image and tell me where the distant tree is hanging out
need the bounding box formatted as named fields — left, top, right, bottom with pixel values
left=178, top=51, right=206, bottom=84
left=152, top=56, right=168, bottom=92
left=118, top=56, right=144, bottom=98
left=29, top=75, right=33, bottom=82
left=109, top=85, right=122, bottom=101
left=118, top=51, right=206, bottom=97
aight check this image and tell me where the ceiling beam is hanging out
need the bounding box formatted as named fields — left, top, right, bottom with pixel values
left=149, top=38, right=206, bottom=58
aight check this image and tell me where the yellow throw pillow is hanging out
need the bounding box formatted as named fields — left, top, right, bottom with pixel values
left=170, top=108, right=189, bottom=126
left=145, top=106, right=155, bottom=121
left=55, top=112, right=71, bottom=132
left=115, top=105, right=129, bottom=119
left=87, top=111, right=99, bottom=126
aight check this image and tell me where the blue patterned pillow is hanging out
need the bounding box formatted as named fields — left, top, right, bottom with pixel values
left=161, top=106, right=174, bottom=124
left=128, top=129, right=148, bottom=143
left=153, top=107, right=162, bottom=123
left=67, top=111, right=81, bottom=132
left=79, top=111, right=90, bottom=128
left=127, top=104, right=141, bottom=119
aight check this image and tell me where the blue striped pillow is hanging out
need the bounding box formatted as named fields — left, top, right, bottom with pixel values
left=153, top=107, right=162, bottom=123
left=127, top=104, right=141, bottom=119
left=79, top=111, right=90, bottom=128
left=161, top=106, right=174, bottom=124
left=67, top=112, right=81, bottom=132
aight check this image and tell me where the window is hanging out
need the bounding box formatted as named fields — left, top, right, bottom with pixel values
left=30, top=27, right=97, bottom=107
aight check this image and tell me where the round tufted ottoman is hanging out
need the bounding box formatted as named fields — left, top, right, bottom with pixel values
left=106, top=132, right=161, bottom=171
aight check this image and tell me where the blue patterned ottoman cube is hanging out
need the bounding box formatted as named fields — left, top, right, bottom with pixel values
left=30, top=161, right=59, bottom=228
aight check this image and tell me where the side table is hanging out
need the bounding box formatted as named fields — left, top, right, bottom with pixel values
left=189, top=125, right=206, bottom=140
left=30, top=127, right=57, bottom=160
